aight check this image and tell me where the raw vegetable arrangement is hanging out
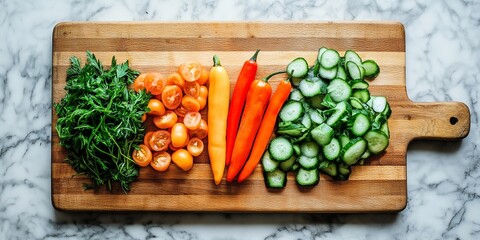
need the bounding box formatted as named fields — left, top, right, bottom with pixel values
left=261, top=47, right=391, bottom=188
left=55, top=47, right=391, bottom=192
left=130, top=59, right=210, bottom=173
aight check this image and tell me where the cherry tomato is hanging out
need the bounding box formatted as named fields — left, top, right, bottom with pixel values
left=171, top=123, right=189, bottom=148
left=133, top=73, right=147, bottom=92
left=152, top=110, right=178, bottom=129
left=174, top=105, right=189, bottom=118
left=188, top=119, right=208, bottom=139
left=147, top=99, right=166, bottom=116
left=196, top=85, right=208, bottom=110
left=132, top=144, right=152, bottom=167
left=187, top=138, right=204, bottom=157
left=144, top=131, right=154, bottom=147
left=149, top=130, right=171, bottom=152
left=183, top=81, right=200, bottom=98
left=178, top=61, right=202, bottom=82
left=172, top=149, right=194, bottom=171
left=161, top=85, right=183, bottom=109
left=197, top=67, right=209, bottom=86
left=141, top=113, right=147, bottom=122
left=182, top=96, right=201, bottom=112
left=183, top=111, right=202, bottom=130
left=151, top=152, right=171, bottom=172
left=144, top=72, right=166, bottom=95
left=166, top=72, right=185, bottom=88
left=169, top=142, right=181, bottom=151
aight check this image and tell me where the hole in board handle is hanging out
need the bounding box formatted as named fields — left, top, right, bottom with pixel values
left=450, top=117, right=458, bottom=125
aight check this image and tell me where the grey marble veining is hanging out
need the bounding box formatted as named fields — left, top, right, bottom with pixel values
left=1, top=0, right=479, bottom=239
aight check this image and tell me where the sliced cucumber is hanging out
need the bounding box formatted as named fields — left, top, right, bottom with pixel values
left=336, top=64, right=347, bottom=80
left=341, top=138, right=367, bottom=165
left=298, top=155, right=320, bottom=170
left=352, top=89, right=370, bottom=103
left=289, top=89, right=304, bottom=101
left=323, top=137, right=341, bottom=161
left=269, top=137, right=294, bottom=161
left=327, top=79, right=352, bottom=103
left=311, top=123, right=334, bottom=146
left=319, top=66, right=338, bottom=80
left=279, top=101, right=304, bottom=122
left=346, top=61, right=362, bottom=80
left=300, top=141, right=320, bottom=158
left=326, top=101, right=349, bottom=127
left=287, top=57, right=309, bottom=78
left=261, top=151, right=279, bottom=172
left=296, top=168, right=320, bottom=186
left=362, top=60, right=380, bottom=78
left=308, top=109, right=325, bottom=125
left=280, top=155, right=297, bottom=172
left=319, top=161, right=337, bottom=178
left=264, top=169, right=287, bottom=188
left=308, top=94, right=325, bottom=109
left=364, top=130, right=389, bottom=154
left=320, top=49, right=341, bottom=69
left=371, top=96, right=388, bottom=113
left=349, top=113, right=371, bottom=137
left=301, top=113, right=312, bottom=129
left=344, top=50, right=362, bottom=66
left=299, top=79, right=326, bottom=97
left=317, top=47, right=329, bottom=62
left=350, top=79, right=369, bottom=89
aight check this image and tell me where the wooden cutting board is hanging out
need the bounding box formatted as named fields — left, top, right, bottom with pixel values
left=51, top=22, right=470, bottom=212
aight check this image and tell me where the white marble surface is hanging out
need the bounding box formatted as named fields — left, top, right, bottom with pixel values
left=1, top=0, right=479, bottom=239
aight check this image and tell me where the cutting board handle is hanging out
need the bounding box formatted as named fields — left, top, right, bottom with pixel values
left=398, top=101, right=470, bottom=142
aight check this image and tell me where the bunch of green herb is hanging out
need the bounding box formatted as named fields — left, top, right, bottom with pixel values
left=54, top=51, right=150, bottom=192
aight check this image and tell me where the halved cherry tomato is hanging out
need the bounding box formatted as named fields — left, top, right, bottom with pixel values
left=183, top=81, right=200, bottom=98
left=188, top=119, right=208, bottom=139
left=147, top=99, right=166, bottom=116
left=152, top=110, right=178, bottom=129
left=182, top=96, right=201, bottom=112
left=196, top=85, right=208, bottom=110
left=161, top=85, right=183, bottom=109
left=166, top=72, right=185, bottom=88
left=183, top=111, right=202, bottom=130
left=132, top=144, right=152, bottom=167
left=197, top=67, right=209, bottom=86
left=174, top=105, right=189, bottom=118
left=144, top=131, right=154, bottom=147
left=171, top=123, right=189, bottom=148
left=149, top=130, right=171, bottom=152
left=169, top=142, right=181, bottom=151
left=151, top=152, right=171, bottom=172
left=133, top=73, right=147, bottom=92
left=172, top=149, right=194, bottom=171
left=141, top=113, right=147, bottom=122
left=144, top=72, right=166, bottom=95
left=178, top=61, right=202, bottom=82
left=187, top=138, right=204, bottom=157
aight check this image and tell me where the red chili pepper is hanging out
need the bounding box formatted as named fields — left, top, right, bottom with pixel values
left=225, top=50, right=260, bottom=166
left=237, top=73, right=292, bottom=183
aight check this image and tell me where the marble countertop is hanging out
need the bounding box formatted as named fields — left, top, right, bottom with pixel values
left=1, top=0, right=479, bottom=239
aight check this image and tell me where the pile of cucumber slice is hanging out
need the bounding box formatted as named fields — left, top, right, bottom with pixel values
left=263, top=47, right=391, bottom=188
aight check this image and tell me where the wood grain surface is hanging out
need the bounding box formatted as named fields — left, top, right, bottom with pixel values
left=51, top=22, right=470, bottom=212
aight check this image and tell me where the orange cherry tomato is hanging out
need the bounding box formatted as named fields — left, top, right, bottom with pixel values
left=182, top=96, right=201, bottom=112
left=151, top=152, right=171, bottom=172
left=133, top=73, right=147, bottom=92
left=188, top=119, right=208, bottom=140
left=183, top=81, right=200, bottom=98
left=166, top=72, right=185, bottom=88
left=144, top=72, right=166, bottom=95
left=152, top=110, right=178, bottom=129
left=187, top=138, right=204, bottom=157
left=178, top=61, right=202, bottom=82
left=144, top=131, right=154, bottom=147
left=183, top=111, right=202, bottom=130
left=197, top=67, right=209, bottom=86
left=149, top=130, right=171, bottom=152
left=172, top=149, right=194, bottom=171
left=132, top=144, right=152, bottom=167
left=174, top=105, right=189, bottom=118
left=196, top=85, right=208, bottom=110
left=147, top=99, right=166, bottom=116
left=169, top=142, right=181, bottom=151
left=161, top=85, right=183, bottom=109
left=141, top=113, right=147, bottom=122
left=171, top=123, right=189, bottom=148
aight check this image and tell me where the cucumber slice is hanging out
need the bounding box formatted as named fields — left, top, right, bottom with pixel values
left=327, top=79, right=352, bottom=103
left=319, top=161, right=337, bottom=178
left=308, top=94, right=325, bottom=109
left=268, top=137, right=294, bottom=161
left=264, top=169, right=287, bottom=188
left=364, top=130, right=389, bottom=154
left=346, top=61, right=362, bottom=80
left=323, top=138, right=341, bottom=161
left=336, top=64, right=347, bottom=80
left=352, top=89, right=370, bottom=103
left=349, top=113, right=371, bottom=137
left=308, top=109, right=325, bottom=125
left=311, top=123, right=334, bottom=146
left=344, top=50, right=362, bottom=66
left=362, top=60, right=380, bottom=78
left=326, top=101, right=349, bottom=127
left=296, top=168, right=320, bottom=186
left=320, top=49, right=341, bottom=69
left=261, top=151, right=279, bottom=172
left=300, top=141, right=320, bottom=158
left=280, top=155, right=297, bottom=172
left=341, top=138, right=367, bottom=165
left=279, top=101, right=304, bottom=122
left=350, top=79, right=369, bottom=89
left=299, top=79, right=326, bottom=97
left=289, top=89, right=304, bottom=101
left=317, top=47, right=328, bottom=62
left=287, top=57, right=309, bottom=78
left=371, top=96, right=388, bottom=113
left=319, top=66, right=338, bottom=80
left=298, top=155, right=320, bottom=170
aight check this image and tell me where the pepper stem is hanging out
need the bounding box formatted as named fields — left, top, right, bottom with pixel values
left=213, top=55, right=221, bottom=67
left=250, top=49, right=260, bottom=62
left=263, top=71, right=287, bottom=82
